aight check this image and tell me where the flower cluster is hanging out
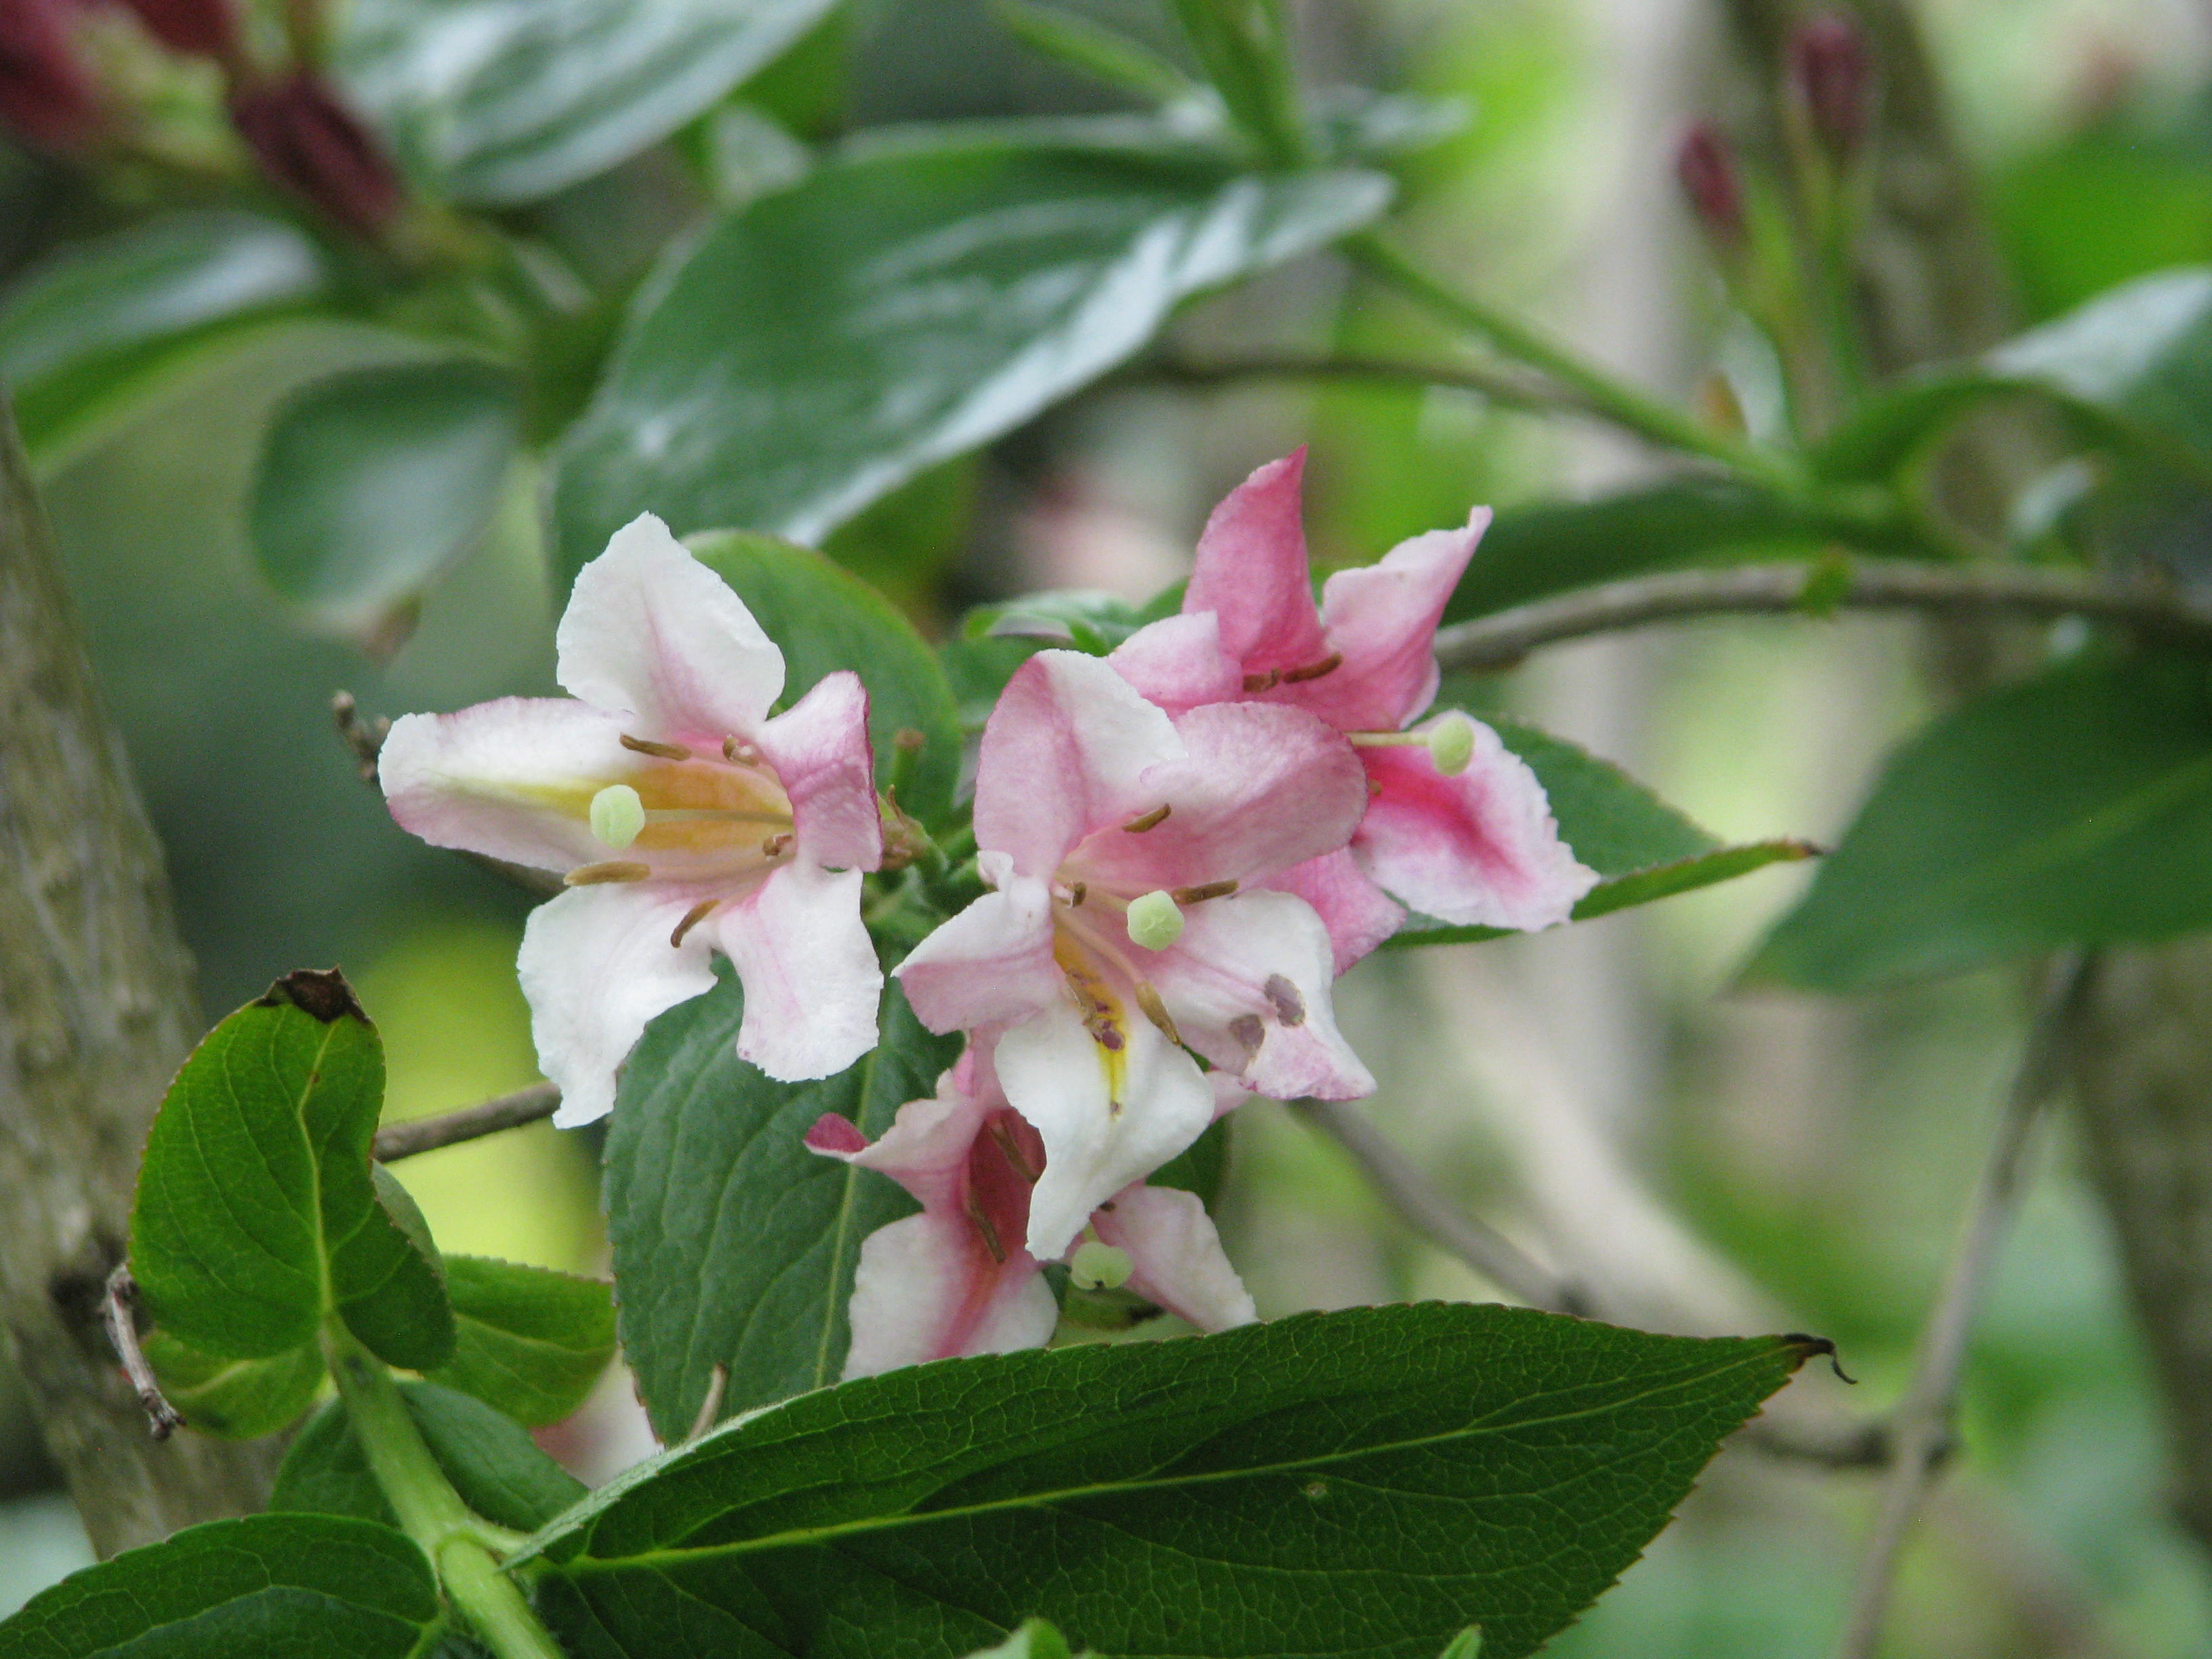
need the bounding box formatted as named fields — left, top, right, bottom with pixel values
left=383, top=455, right=1594, bottom=1379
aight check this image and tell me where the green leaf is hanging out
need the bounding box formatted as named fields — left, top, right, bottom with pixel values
left=426, top=1256, right=615, bottom=1427
left=250, top=360, right=520, bottom=630
left=129, top=969, right=455, bottom=1370
left=337, top=0, right=842, bottom=205
left=140, top=1329, right=324, bottom=1439
left=274, top=1383, right=589, bottom=1535
left=1386, top=719, right=1816, bottom=948
left=0, top=1513, right=439, bottom=1658
left=1749, top=650, right=2212, bottom=989
left=551, top=136, right=1391, bottom=575
left=1437, top=1631, right=1483, bottom=1659
left=520, top=1305, right=1821, bottom=1659
left=605, top=970, right=961, bottom=1441
left=0, top=210, right=328, bottom=466
left=687, top=530, right=963, bottom=826
left=966, top=1620, right=1077, bottom=1659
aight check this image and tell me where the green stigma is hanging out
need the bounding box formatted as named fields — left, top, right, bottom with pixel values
left=1126, top=889, right=1185, bottom=951
left=1069, top=1241, right=1133, bottom=1291
left=1427, top=713, right=1477, bottom=776
left=590, top=783, right=646, bottom=850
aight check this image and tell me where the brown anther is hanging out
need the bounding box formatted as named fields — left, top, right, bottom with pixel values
left=964, top=1191, right=1007, bottom=1264
left=670, top=899, right=717, bottom=948
left=1067, top=881, right=1088, bottom=907
left=566, top=861, right=651, bottom=885
left=1280, top=651, right=1343, bottom=684
left=986, top=1120, right=1040, bottom=1183
left=722, top=736, right=762, bottom=765
left=1134, top=983, right=1183, bottom=1046
left=1367, top=777, right=1384, bottom=798
left=761, top=832, right=794, bottom=858
left=1242, top=669, right=1282, bottom=693
left=1121, top=803, right=1172, bottom=834
left=621, top=733, right=692, bottom=760
left=1263, top=973, right=1307, bottom=1027
left=1171, top=879, right=1237, bottom=905
left=1228, top=1013, right=1265, bottom=1055
left=893, top=727, right=927, bottom=753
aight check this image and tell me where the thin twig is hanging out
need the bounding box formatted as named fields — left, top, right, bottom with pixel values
left=102, top=1267, right=183, bottom=1439
left=373, top=1082, right=563, bottom=1162
left=1433, top=560, right=2212, bottom=674
left=1132, top=352, right=1588, bottom=419
left=1833, top=951, right=2095, bottom=1659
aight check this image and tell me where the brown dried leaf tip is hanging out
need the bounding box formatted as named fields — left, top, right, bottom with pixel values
left=259, top=967, right=369, bottom=1025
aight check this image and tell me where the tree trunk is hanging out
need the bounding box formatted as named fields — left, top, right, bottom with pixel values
left=0, top=398, right=278, bottom=1555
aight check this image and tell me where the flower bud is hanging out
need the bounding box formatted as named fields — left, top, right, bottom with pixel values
left=0, top=0, right=99, bottom=150
left=1426, top=713, right=1477, bottom=777
left=1675, top=121, right=1744, bottom=245
left=1068, top=1241, right=1133, bottom=1292
left=119, top=0, right=239, bottom=60
left=589, top=783, right=646, bottom=851
left=1125, top=890, right=1185, bottom=951
left=228, top=73, right=403, bottom=239
left=1789, top=12, right=1874, bottom=160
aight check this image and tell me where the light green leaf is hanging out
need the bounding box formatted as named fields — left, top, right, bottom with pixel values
left=250, top=359, right=519, bottom=630
left=337, top=0, right=842, bottom=205
left=1437, top=1630, right=1483, bottom=1659
left=519, top=1304, right=1820, bottom=1659
left=604, top=970, right=960, bottom=1441
left=0, top=1514, right=438, bottom=1658
left=426, top=1256, right=615, bottom=1427
left=129, top=969, right=455, bottom=1370
left=0, top=211, right=328, bottom=466
left=550, top=136, right=1391, bottom=575
left=140, top=1329, right=324, bottom=1439
left=966, top=1619, right=1077, bottom=1659
left=1750, top=650, right=2212, bottom=989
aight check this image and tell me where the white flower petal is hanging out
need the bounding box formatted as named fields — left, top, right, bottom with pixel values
left=379, top=699, right=634, bottom=873
left=1094, top=1185, right=1256, bottom=1331
left=895, top=878, right=1059, bottom=1036
left=715, top=865, right=882, bottom=1082
left=840, top=1212, right=1057, bottom=1378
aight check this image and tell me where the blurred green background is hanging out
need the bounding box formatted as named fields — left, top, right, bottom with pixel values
left=8, top=1, right=2212, bottom=1654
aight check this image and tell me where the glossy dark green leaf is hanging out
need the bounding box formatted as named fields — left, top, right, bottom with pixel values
left=522, top=1304, right=1820, bottom=1659
left=1387, top=719, right=1816, bottom=948
left=426, top=1256, right=616, bottom=1427
left=605, top=969, right=961, bottom=1441
left=1443, top=478, right=1911, bottom=624
left=337, top=0, right=840, bottom=205
left=140, top=1330, right=324, bottom=1440
left=0, top=210, right=327, bottom=465
left=274, top=1383, right=588, bottom=1535
left=250, top=360, right=519, bottom=628
left=129, top=970, right=455, bottom=1370
left=687, top=530, right=963, bottom=825
left=1750, top=650, right=2212, bottom=989
left=551, top=137, right=1391, bottom=575
left=0, top=1513, right=439, bottom=1659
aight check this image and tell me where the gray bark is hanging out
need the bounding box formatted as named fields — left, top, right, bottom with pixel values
left=0, top=398, right=278, bottom=1555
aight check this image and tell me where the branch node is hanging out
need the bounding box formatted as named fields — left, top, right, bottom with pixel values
left=102, top=1265, right=184, bottom=1440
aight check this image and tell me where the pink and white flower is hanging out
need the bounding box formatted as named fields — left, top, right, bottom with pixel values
left=1111, top=449, right=1598, bottom=970
left=805, top=1045, right=1254, bottom=1376
left=895, top=649, right=1374, bottom=1258
left=379, top=514, right=883, bottom=1127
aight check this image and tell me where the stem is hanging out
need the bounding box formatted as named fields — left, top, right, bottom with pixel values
left=1832, top=953, right=2093, bottom=1659
left=373, top=1082, right=562, bottom=1162
left=1131, top=351, right=1585, bottom=419
left=327, top=1332, right=566, bottom=1659
left=1349, top=234, right=1806, bottom=492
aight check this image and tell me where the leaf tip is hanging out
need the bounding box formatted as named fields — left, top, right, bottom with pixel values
left=258, top=967, right=369, bottom=1025
left=1778, top=1330, right=1854, bottom=1382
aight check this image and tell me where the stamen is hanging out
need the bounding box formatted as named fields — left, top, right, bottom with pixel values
left=964, top=1191, right=1007, bottom=1264
left=1069, top=1240, right=1134, bottom=1291
left=1279, top=651, right=1343, bottom=684
left=1171, top=879, right=1237, bottom=904
left=1242, top=669, right=1280, bottom=693
left=760, top=832, right=794, bottom=858
left=986, top=1120, right=1040, bottom=1183
left=1228, top=1013, right=1265, bottom=1054
left=1120, top=803, right=1172, bottom=833
left=1367, top=777, right=1384, bottom=798
left=670, top=899, right=717, bottom=948
left=1125, top=890, right=1185, bottom=951
left=1264, top=973, right=1307, bottom=1027
left=621, top=733, right=691, bottom=760
left=1067, top=881, right=1088, bottom=907
left=589, top=783, right=646, bottom=850
left=566, top=861, right=650, bottom=886
left=1347, top=729, right=1431, bottom=749
left=1427, top=712, right=1477, bottom=776
left=722, top=735, right=762, bottom=766
left=1134, top=982, right=1182, bottom=1046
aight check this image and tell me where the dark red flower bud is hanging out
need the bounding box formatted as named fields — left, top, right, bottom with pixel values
left=229, top=73, right=402, bottom=239
left=0, top=0, right=99, bottom=150
left=1675, top=121, right=1744, bottom=244
left=119, top=0, right=239, bottom=61
left=1789, top=11, right=1875, bottom=159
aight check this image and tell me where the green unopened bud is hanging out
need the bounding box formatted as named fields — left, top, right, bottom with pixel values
left=1126, top=889, right=1184, bottom=951
left=1069, top=1240, right=1133, bottom=1291
left=1427, top=714, right=1477, bottom=777
left=590, top=783, right=646, bottom=850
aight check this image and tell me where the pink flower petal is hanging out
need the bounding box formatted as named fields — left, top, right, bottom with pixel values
left=756, top=670, right=880, bottom=872
left=994, top=998, right=1217, bottom=1259
left=379, top=699, right=634, bottom=874
left=840, top=1212, right=1056, bottom=1377
left=1267, top=848, right=1406, bottom=975
left=1147, top=890, right=1374, bottom=1103
left=1073, top=702, right=1367, bottom=895
left=1355, top=721, right=1599, bottom=930
left=556, top=514, right=785, bottom=743
left=1093, top=1185, right=1256, bottom=1330
left=974, top=651, right=1184, bottom=877
left=1107, top=610, right=1244, bottom=718
left=517, top=883, right=722, bottom=1128
left=714, top=864, right=882, bottom=1082
left=895, top=868, right=1060, bottom=1036
left=1288, top=511, right=1489, bottom=733
left=1185, top=450, right=1330, bottom=674
left=802, top=1057, right=992, bottom=1215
